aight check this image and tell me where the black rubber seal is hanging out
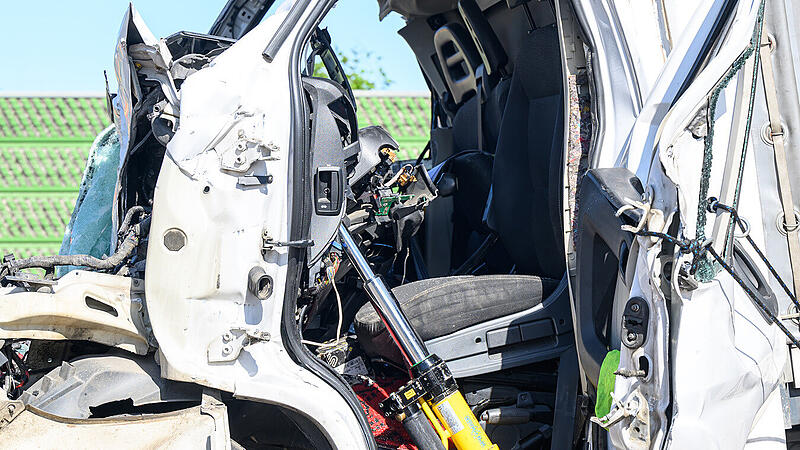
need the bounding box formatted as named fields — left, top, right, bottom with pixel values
left=280, top=1, right=377, bottom=448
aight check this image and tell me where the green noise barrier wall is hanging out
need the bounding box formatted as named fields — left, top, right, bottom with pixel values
left=0, top=93, right=431, bottom=259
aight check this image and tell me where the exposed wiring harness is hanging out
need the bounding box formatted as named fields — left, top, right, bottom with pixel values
left=3, top=206, right=150, bottom=274
left=383, top=164, right=415, bottom=188
left=1, top=342, right=29, bottom=399
left=302, top=253, right=345, bottom=348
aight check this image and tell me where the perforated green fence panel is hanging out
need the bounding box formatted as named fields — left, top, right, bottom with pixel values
left=0, top=93, right=431, bottom=259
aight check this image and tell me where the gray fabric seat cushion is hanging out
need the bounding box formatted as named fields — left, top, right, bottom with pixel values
left=354, top=274, right=558, bottom=364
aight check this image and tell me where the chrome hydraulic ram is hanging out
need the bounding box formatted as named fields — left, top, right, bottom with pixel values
left=338, top=223, right=427, bottom=365
left=338, top=224, right=497, bottom=450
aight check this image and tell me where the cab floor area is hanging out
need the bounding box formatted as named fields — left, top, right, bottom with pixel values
left=353, top=376, right=417, bottom=450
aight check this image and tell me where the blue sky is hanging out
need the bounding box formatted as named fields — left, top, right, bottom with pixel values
left=0, top=0, right=426, bottom=92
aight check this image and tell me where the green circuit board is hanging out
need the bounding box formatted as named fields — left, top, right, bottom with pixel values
left=376, top=194, right=413, bottom=216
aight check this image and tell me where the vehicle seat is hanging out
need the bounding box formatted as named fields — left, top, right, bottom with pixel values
left=452, top=80, right=510, bottom=153
left=355, top=26, right=569, bottom=375
left=482, top=24, right=564, bottom=279
left=355, top=275, right=558, bottom=365
left=448, top=0, right=510, bottom=154
left=436, top=0, right=512, bottom=270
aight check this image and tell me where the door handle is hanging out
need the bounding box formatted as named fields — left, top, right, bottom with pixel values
left=314, top=166, right=343, bottom=216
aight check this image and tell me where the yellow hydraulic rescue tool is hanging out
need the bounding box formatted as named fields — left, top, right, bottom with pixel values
left=339, top=224, right=498, bottom=450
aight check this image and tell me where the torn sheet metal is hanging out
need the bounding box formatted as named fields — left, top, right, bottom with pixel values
left=606, top=185, right=672, bottom=449
left=0, top=400, right=230, bottom=449
left=0, top=271, right=151, bottom=355
left=19, top=354, right=201, bottom=419
left=164, top=1, right=294, bottom=179
left=635, top=1, right=789, bottom=446
left=662, top=86, right=786, bottom=447
left=667, top=271, right=785, bottom=448
left=111, top=4, right=179, bottom=246
left=113, top=4, right=177, bottom=168
left=139, top=3, right=372, bottom=447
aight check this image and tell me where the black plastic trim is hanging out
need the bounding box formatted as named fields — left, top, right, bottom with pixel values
left=281, top=1, right=377, bottom=449
left=731, top=240, right=778, bottom=323
left=572, top=168, right=644, bottom=388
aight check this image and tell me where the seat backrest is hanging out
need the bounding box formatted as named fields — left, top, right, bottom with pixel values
left=458, top=0, right=508, bottom=78
left=484, top=25, right=565, bottom=279
left=452, top=78, right=510, bottom=153
left=449, top=0, right=511, bottom=153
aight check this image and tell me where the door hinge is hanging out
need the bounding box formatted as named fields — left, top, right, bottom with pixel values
left=261, top=230, right=314, bottom=253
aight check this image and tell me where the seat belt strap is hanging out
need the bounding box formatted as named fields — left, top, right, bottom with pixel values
left=476, top=65, right=485, bottom=151
left=760, top=30, right=800, bottom=296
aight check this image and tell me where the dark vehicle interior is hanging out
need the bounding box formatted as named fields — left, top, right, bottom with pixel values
left=352, top=1, right=572, bottom=379
left=294, top=0, right=596, bottom=448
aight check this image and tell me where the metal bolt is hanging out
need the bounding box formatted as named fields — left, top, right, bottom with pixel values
left=7, top=404, right=15, bottom=414
left=631, top=303, right=640, bottom=313
left=626, top=332, right=637, bottom=342
left=222, top=332, right=233, bottom=342
left=47, top=358, right=52, bottom=363
left=767, top=33, right=777, bottom=53
left=222, top=345, right=232, bottom=355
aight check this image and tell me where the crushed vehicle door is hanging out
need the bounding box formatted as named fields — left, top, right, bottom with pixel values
left=129, top=2, right=372, bottom=447
left=569, top=0, right=797, bottom=447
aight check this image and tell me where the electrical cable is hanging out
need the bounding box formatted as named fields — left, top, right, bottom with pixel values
left=414, top=141, right=431, bottom=166
left=401, top=247, right=410, bottom=284
left=301, top=256, right=345, bottom=348
left=633, top=198, right=800, bottom=348
left=384, top=164, right=414, bottom=188
left=8, top=214, right=150, bottom=272
left=6, top=207, right=150, bottom=273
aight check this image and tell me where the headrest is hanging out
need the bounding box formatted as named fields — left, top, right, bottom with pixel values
left=516, top=25, right=562, bottom=99
left=458, top=0, right=508, bottom=76
left=433, top=23, right=481, bottom=104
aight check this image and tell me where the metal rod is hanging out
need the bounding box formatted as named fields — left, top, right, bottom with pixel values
left=337, top=224, right=429, bottom=366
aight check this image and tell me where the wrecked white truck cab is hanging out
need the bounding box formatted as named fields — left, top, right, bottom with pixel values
left=3, top=2, right=369, bottom=448
left=2, top=0, right=800, bottom=448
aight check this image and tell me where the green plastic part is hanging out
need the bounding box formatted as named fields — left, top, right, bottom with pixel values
left=595, top=349, right=620, bottom=419
left=376, top=194, right=413, bottom=216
